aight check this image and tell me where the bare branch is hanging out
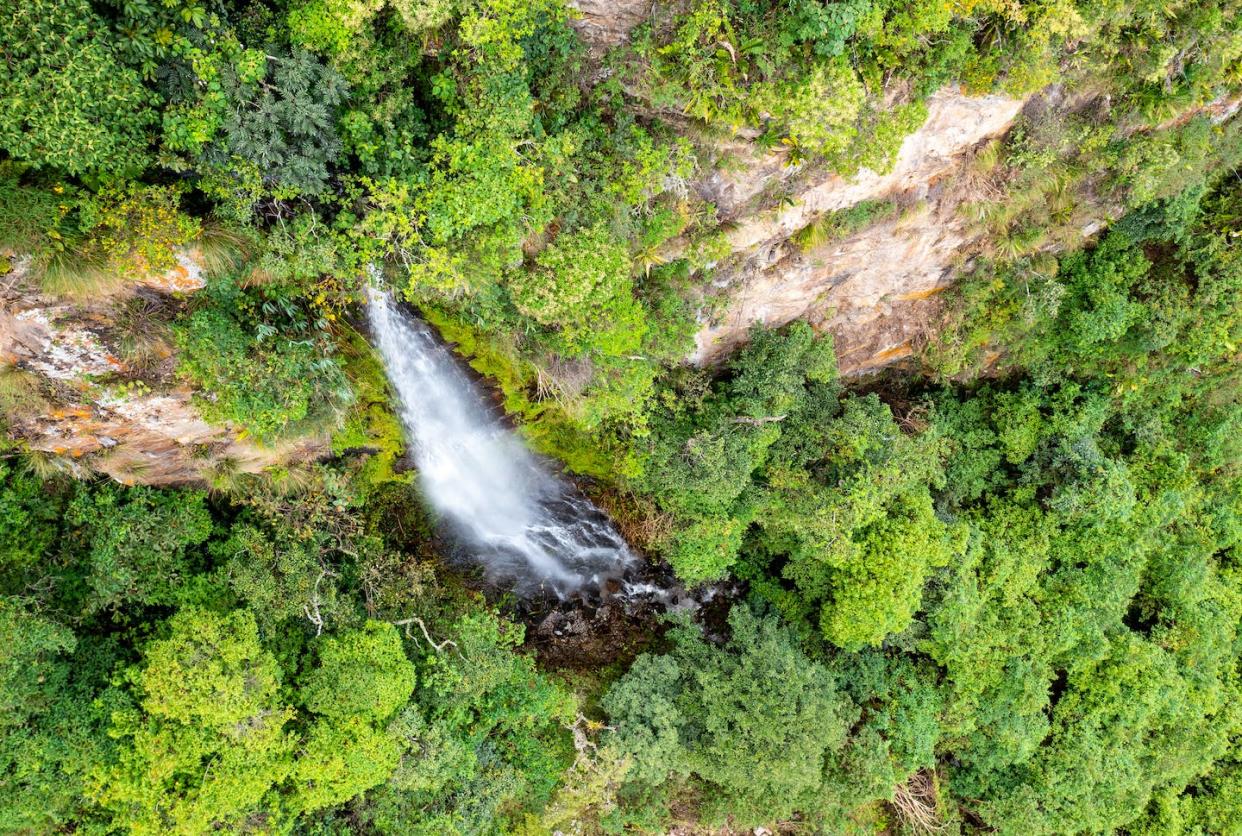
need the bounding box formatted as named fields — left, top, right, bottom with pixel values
left=727, top=414, right=787, bottom=426
left=393, top=616, right=457, bottom=652
left=303, top=569, right=332, bottom=636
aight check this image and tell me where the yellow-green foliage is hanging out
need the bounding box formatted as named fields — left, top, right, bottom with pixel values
left=752, top=57, right=865, bottom=160
left=331, top=325, right=409, bottom=489
left=509, top=223, right=645, bottom=357
left=423, top=307, right=641, bottom=480
left=794, top=198, right=900, bottom=252
left=0, top=368, right=48, bottom=425
left=78, top=184, right=200, bottom=277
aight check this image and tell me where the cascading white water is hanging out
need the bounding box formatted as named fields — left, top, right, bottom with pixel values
left=366, top=287, right=634, bottom=598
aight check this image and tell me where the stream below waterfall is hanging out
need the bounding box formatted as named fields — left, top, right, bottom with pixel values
left=366, top=287, right=638, bottom=600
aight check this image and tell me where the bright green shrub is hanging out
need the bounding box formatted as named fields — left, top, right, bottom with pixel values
left=291, top=715, right=405, bottom=811
left=665, top=516, right=749, bottom=584
left=299, top=621, right=415, bottom=722
left=0, top=0, right=155, bottom=176
left=511, top=224, right=646, bottom=357
left=289, top=0, right=385, bottom=55
left=0, top=598, right=75, bottom=729
left=818, top=492, right=961, bottom=649
left=91, top=608, right=296, bottom=833
left=638, top=322, right=840, bottom=582
left=290, top=621, right=414, bottom=811
left=175, top=297, right=352, bottom=442
left=0, top=463, right=63, bottom=581
left=849, top=100, right=928, bottom=174
left=77, top=184, right=200, bottom=276
left=0, top=598, right=106, bottom=833
left=135, top=608, right=283, bottom=726
left=755, top=395, right=963, bottom=648
left=753, top=57, right=865, bottom=159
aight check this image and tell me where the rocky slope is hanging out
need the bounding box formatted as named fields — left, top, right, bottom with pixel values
left=2, top=95, right=1032, bottom=487
left=0, top=5, right=1079, bottom=484
left=683, top=87, right=1028, bottom=374
left=564, top=1, right=1038, bottom=375
left=568, top=0, right=654, bottom=55
left=0, top=254, right=327, bottom=485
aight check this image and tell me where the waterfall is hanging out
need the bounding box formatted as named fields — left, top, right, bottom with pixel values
left=366, top=287, right=635, bottom=598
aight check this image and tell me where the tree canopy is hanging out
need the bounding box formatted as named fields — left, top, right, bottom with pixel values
left=0, top=0, right=1240, bottom=832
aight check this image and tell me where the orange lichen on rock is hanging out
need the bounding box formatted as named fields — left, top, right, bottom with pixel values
left=140, top=248, right=206, bottom=294
left=897, top=285, right=950, bottom=302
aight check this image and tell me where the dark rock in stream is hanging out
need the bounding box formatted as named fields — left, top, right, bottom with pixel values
left=529, top=598, right=661, bottom=669
left=525, top=571, right=744, bottom=669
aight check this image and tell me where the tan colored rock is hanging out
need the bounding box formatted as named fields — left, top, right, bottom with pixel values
left=568, top=0, right=655, bottom=54
left=696, top=203, right=969, bottom=374
left=7, top=306, right=123, bottom=381
left=19, top=388, right=327, bottom=486
left=141, top=248, right=206, bottom=294
left=690, top=87, right=1028, bottom=372
left=1, top=253, right=327, bottom=486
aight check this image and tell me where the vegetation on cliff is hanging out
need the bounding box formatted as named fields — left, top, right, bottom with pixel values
left=1, top=0, right=1240, bottom=833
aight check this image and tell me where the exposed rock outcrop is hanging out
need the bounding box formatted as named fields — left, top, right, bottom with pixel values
left=1, top=256, right=328, bottom=485
left=568, top=0, right=653, bottom=54
left=561, top=0, right=1035, bottom=376
left=686, top=86, right=1242, bottom=374
left=689, top=87, right=1029, bottom=373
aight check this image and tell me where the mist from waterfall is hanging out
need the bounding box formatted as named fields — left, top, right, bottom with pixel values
left=366, top=287, right=635, bottom=598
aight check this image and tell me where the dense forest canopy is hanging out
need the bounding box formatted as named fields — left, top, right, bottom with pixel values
left=0, top=0, right=1240, bottom=833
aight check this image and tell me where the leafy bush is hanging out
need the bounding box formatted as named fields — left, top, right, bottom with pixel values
left=510, top=224, right=646, bottom=357
left=299, top=621, right=415, bottom=722
left=0, top=0, right=155, bottom=176
left=175, top=291, right=352, bottom=442
left=77, top=184, right=200, bottom=276
left=0, top=463, right=63, bottom=580
left=90, top=607, right=296, bottom=833
left=206, top=50, right=349, bottom=197
left=0, top=165, right=69, bottom=255
left=290, top=621, right=415, bottom=811
left=354, top=609, right=577, bottom=833
left=64, top=483, right=213, bottom=613
left=752, top=57, right=865, bottom=159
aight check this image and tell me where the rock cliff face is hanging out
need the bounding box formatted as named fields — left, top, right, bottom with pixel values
left=566, top=1, right=1032, bottom=376
left=0, top=256, right=327, bottom=485
left=568, top=0, right=654, bottom=54
left=2, top=5, right=1041, bottom=484
left=688, top=88, right=1028, bottom=373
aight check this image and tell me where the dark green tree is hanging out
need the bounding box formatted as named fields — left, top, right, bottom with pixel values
left=199, top=49, right=348, bottom=197
left=604, top=605, right=854, bottom=828
left=64, top=484, right=213, bottom=613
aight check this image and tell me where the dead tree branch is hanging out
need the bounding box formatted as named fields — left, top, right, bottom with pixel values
left=303, top=569, right=332, bottom=636
left=393, top=616, right=457, bottom=652
left=728, top=414, right=787, bottom=426
left=892, top=770, right=948, bottom=834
